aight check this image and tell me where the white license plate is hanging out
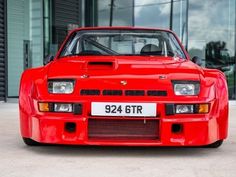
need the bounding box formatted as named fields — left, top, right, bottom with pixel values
left=91, top=102, right=156, bottom=117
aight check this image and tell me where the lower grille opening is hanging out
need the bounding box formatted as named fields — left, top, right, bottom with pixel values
left=88, top=119, right=159, bottom=140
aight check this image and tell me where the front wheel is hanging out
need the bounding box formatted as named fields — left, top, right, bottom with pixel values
left=207, top=140, right=224, bottom=148
left=22, top=138, right=41, bottom=146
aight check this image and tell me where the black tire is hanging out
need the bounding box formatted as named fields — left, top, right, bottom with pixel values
left=207, top=140, right=223, bottom=148
left=22, top=138, right=41, bottom=146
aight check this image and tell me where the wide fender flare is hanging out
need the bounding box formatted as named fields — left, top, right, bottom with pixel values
left=214, top=71, right=229, bottom=139
left=19, top=66, right=48, bottom=137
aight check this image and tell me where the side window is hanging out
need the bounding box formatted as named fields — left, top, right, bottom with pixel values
left=59, top=32, right=79, bottom=56
left=168, top=33, right=186, bottom=59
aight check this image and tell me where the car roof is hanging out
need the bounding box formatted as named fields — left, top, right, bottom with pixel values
left=69, top=26, right=173, bottom=34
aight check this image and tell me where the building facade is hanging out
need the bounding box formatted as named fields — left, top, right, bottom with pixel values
left=0, top=0, right=235, bottom=101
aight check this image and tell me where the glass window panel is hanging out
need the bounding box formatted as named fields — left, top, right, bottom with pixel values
left=172, top=0, right=187, bottom=47
left=7, top=0, right=44, bottom=97
left=98, top=0, right=133, bottom=26
left=7, top=0, right=26, bottom=96
left=134, top=0, right=171, bottom=28
left=188, top=0, right=236, bottom=99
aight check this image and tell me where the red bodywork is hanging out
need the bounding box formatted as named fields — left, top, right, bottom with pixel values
left=19, top=27, right=228, bottom=146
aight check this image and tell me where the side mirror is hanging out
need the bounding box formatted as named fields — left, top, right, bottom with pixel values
left=44, top=55, right=54, bottom=65
left=192, top=56, right=202, bottom=66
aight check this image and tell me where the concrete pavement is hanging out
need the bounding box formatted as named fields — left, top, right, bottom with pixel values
left=0, top=103, right=235, bottom=177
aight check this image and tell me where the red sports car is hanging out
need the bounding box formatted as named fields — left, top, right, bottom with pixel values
left=19, top=27, right=228, bottom=147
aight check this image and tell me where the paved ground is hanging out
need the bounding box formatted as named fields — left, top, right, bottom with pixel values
left=0, top=103, right=235, bottom=177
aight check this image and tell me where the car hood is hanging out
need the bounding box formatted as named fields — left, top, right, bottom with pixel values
left=47, top=56, right=201, bottom=81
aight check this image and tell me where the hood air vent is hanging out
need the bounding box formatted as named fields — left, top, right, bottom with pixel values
left=87, top=61, right=114, bottom=70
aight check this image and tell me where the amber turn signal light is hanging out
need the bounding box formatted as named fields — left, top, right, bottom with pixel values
left=38, top=102, right=50, bottom=112
left=198, top=104, right=209, bottom=113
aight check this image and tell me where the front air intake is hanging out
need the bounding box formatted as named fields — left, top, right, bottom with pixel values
left=87, top=61, right=114, bottom=70
left=88, top=119, right=159, bottom=140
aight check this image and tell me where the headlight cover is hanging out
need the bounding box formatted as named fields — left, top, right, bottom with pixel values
left=48, top=80, right=75, bottom=94
left=172, top=81, right=200, bottom=96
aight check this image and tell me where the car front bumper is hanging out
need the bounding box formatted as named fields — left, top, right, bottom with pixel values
left=29, top=115, right=219, bottom=146
left=22, top=98, right=227, bottom=146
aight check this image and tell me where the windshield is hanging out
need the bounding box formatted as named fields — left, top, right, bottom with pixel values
left=60, top=30, right=186, bottom=59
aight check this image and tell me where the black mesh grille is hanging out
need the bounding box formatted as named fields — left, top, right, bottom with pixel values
left=103, top=90, right=122, bottom=96
left=80, top=89, right=100, bottom=95
left=147, top=90, right=167, bottom=96
left=80, top=89, right=167, bottom=96
left=125, top=90, right=145, bottom=96
left=88, top=119, right=159, bottom=140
